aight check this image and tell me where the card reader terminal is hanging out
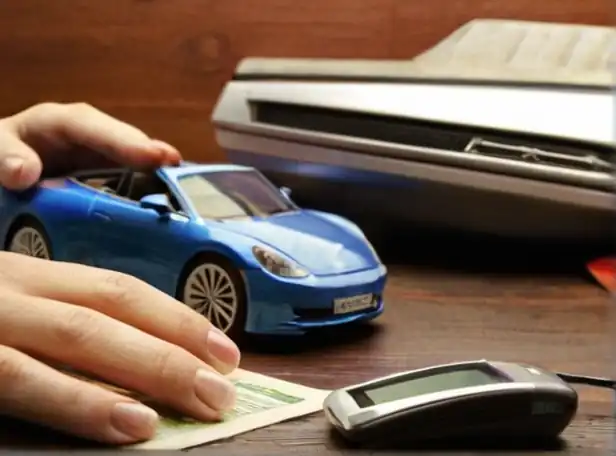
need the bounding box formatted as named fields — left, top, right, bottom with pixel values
left=323, top=360, right=578, bottom=445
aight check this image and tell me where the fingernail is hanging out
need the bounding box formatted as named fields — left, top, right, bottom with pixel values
left=110, top=402, right=159, bottom=441
left=149, top=139, right=180, bottom=163
left=0, top=156, right=24, bottom=177
left=207, top=328, right=241, bottom=372
left=194, top=368, right=236, bottom=411
left=0, top=156, right=38, bottom=190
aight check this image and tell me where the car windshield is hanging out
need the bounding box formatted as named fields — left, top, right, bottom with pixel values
left=176, top=170, right=295, bottom=220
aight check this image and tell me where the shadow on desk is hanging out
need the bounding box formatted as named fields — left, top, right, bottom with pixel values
left=326, top=427, right=569, bottom=453
left=244, top=321, right=381, bottom=354
left=0, top=416, right=97, bottom=449
left=370, top=224, right=613, bottom=275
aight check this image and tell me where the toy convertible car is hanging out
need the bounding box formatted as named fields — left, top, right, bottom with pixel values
left=0, top=163, right=386, bottom=339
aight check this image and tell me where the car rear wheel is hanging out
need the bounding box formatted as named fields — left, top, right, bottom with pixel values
left=180, top=258, right=247, bottom=341
left=6, top=222, right=52, bottom=260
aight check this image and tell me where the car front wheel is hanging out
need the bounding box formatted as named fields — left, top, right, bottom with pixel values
left=179, top=258, right=247, bottom=341
left=6, top=222, right=52, bottom=260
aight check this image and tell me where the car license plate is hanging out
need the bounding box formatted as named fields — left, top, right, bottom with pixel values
left=333, top=293, right=375, bottom=314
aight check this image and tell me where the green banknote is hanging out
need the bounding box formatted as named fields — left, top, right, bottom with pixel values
left=111, top=369, right=330, bottom=450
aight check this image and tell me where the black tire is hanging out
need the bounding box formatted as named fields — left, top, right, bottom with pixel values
left=5, top=218, right=53, bottom=260
left=177, top=254, right=247, bottom=342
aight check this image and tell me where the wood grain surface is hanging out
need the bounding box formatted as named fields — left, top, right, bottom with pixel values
left=0, top=0, right=611, bottom=162
left=0, top=232, right=614, bottom=454
left=0, top=1, right=613, bottom=453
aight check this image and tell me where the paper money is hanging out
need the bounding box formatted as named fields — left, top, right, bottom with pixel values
left=67, top=368, right=329, bottom=450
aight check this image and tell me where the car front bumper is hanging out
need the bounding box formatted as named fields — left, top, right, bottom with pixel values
left=242, top=265, right=387, bottom=335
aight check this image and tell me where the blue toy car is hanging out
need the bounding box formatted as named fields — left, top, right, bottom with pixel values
left=0, top=163, right=387, bottom=339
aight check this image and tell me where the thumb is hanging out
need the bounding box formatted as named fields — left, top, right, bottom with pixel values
left=0, top=129, right=43, bottom=190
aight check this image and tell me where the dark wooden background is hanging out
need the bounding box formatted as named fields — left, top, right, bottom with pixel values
left=0, top=0, right=611, bottom=163
left=0, top=3, right=613, bottom=452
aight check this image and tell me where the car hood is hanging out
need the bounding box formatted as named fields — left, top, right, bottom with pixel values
left=217, top=211, right=378, bottom=275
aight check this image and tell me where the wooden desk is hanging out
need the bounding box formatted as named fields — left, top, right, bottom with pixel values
left=0, top=232, right=613, bottom=454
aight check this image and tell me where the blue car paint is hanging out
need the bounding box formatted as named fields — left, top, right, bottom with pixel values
left=0, top=163, right=387, bottom=335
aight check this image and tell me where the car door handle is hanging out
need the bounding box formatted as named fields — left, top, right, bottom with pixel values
left=92, top=211, right=111, bottom=222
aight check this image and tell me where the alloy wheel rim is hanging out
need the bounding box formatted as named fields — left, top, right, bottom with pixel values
left=9, top=227, right=50, bottom=259
left=184, top=264, right=238, bottom=333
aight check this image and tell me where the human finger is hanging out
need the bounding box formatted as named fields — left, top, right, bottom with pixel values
left=0, top=344, right=159, bottom=444
left=0, top=291, right=236, bottom=421
left=6, top=254, right=240, bottom=374
left=0, top=125, right=43, bottom=190
left=10, top=102, right=182, bottom=168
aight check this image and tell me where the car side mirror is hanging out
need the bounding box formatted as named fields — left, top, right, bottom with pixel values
left=140, top=193, right=171, bottom=215
left=280, top=186, right=292, bottom=199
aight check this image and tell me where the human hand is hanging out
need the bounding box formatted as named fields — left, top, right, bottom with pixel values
left=0, top=103, right=240, bottom=444
left=0, top=252, right=241, bottom=444
left=0, top=102, right=181, bottom=190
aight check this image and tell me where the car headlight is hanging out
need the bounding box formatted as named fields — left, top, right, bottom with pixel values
left=252, top=246, right=309, bottom=278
